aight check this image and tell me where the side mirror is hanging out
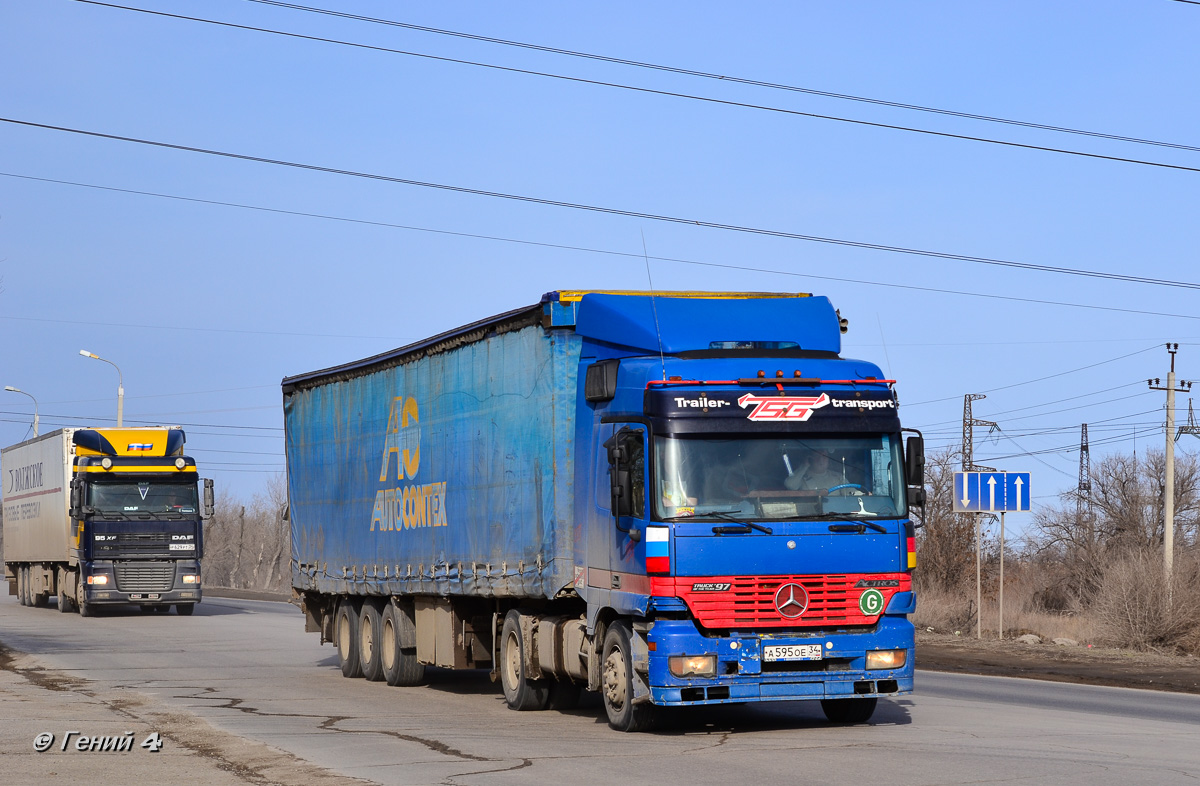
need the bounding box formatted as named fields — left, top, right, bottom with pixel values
left=69, top=477, right=83, bottom=518
left=611, top=469, right=633, bottom=517
left=202, top=478, right=215, bottom=520
left=905, top=434, right=925, bottom=487
left=905, top=433, right=925, bottom=508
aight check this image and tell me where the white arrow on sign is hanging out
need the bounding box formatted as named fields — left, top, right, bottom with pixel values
left=1013, top=476, right=1025, bottom=510
left=987, top=476, right=997, bottom=512
left=960, top=475, right=971, bottom=508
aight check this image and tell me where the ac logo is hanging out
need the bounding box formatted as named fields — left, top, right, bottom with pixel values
left=379, top=396, right=420, bottom=481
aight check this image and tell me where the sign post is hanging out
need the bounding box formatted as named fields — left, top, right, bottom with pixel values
left=954, top=471, right=1031, bottom=639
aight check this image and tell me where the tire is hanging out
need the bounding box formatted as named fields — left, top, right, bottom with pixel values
left=358, top=600, right=385, bottom=682
left=76, top=578, right=93, bottom=618
left=31, top=568, right=50, bottom=608
left=820, top=697, right=878, bottom=724
left=380, top=602, right=425, bottom=687
left=335, top=599, right=363, bottom=678
left=601, top=620, right=656, bottom=732
left=176, top=604, right=195, bottom=616
left=58, top=580, right=74, bottom=613
left=500, top=610, right=549, bottom=710
left=17, top=566, right=28, bottom=606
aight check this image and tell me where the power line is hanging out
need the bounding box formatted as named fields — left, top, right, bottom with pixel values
left=6, top=171, right=1200, bottom=325
left=65, top=1, right=1200, bottom=176
left=906, top=345, right=1162, bottom=407
left=4, top=124, right=1199, bottom=292
left=245, top=0, right=1200, bottom=156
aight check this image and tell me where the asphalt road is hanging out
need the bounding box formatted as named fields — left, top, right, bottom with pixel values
left=2, top=592, right=1199, bottom=785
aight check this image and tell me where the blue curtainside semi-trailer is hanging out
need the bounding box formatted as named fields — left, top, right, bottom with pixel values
left=283, top=290, right=925, bottom=731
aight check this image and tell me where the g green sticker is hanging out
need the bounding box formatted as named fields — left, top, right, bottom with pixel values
left=859, top=588, right=885, bottom=615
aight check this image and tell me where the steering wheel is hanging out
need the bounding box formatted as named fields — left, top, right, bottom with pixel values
left=826, top=483, right=865, bottom=496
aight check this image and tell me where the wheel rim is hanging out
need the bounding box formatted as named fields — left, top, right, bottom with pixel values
left=603, top=645, right=627, bottom=711
left=381, top=618, right=396, bottom=671
left=360, top=615, right=374, bottom=661
left=337, top=611, right=350, bottom=656
left=502, top=629, right=522, bottom=693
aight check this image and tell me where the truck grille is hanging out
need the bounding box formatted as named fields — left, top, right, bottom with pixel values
left=96, top=534, right=170, bottom=556
left=650, top=573, right=910, bottom=630
left=114, top=563, right=176, bottom=592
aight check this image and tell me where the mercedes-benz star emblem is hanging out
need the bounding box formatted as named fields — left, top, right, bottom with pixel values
left=773, top=582, right=808, bottom=619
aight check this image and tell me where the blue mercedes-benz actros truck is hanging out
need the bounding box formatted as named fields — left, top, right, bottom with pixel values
left=283, top=290, right=924, bottom=731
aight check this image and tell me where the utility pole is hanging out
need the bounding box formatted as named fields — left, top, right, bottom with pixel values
left=1078, top=423, right=1092, bottom=544
left=963, top=394, right=997, bottom=639
left=1148, top=344, right=1192, bottom=593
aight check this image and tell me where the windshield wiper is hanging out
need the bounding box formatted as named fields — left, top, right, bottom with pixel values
left=712, top=520, right=774, bottom=536
left=828, top=522, right=888, bottom=534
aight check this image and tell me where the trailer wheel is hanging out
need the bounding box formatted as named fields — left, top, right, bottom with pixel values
left=380, top=603, right=425, bottom=687
left=500, top=610, right=549, bottom=710
left=58, top=583, right=74, bottom=613
left=820, top=697, right=878, bottom=724
left=17, top=566, right=28, bottom=606
left=358, top=600, right=385, bottom=682
left=76, top=578, right=92, bottom=618
left=335, top=599, right=363, bottom=678
left=601, top=620, right=656, bottom=732
left=176, top=604, right=195, bottom=616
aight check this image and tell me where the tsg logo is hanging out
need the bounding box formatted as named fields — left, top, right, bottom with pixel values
left=738, top=394, right=830, bottom=422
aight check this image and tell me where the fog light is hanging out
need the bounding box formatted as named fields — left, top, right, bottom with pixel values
left=175, top=458, right=186, bottom=469
left=866, top=649, right=906, bottom=670
left=87, top=575, right=109, bottom=585
left=101, top=457, right=113, bottom=469
left=668, top=654, right=716, bottom=678
left=182, top=575, right=198, bottom=584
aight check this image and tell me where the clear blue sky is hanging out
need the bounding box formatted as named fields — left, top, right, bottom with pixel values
left=2, top=1, right=1198, bottom=537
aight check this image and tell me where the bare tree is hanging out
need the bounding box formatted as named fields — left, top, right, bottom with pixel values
left=913, top=447, right=995, bottom=592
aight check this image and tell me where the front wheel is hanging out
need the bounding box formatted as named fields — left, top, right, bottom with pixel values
left=76, top=578, right=92, bottom=618
left=601, top=621, right=656, bottom=732
left=175, top=604, right=195, bottom=616
left=820, top=697, right=878, bottom=724
left=500, top=610, right=549, bottom=710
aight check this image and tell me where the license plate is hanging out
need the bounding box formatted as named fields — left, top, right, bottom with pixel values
left=763, top=644, right=823, bottom=662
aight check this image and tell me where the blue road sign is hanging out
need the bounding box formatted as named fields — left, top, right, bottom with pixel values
left=953, top=472, right=1031, bottom=513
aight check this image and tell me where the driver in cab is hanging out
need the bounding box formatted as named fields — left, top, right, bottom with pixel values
left=785, top=449, right=844, bottom=492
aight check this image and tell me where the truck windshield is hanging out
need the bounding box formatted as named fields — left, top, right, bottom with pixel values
left=653, top=434, right=907, bottom=521
left=87, top=481, right=199, bottom=514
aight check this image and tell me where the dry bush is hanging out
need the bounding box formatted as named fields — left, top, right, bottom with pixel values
left=1090, top=547, right=1200, bottom=654
left=202, top=474, right=290, bottom=593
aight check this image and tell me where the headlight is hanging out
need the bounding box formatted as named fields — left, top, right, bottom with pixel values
left=668, top=654, right=716, bottom=678
left=865, top=649, right=906, bottom=670
left=182, top=575, right=198, bottom=584
left=87, top=575, right=109, bottom=585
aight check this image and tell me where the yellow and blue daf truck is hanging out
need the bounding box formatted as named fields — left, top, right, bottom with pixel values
left=3, top=426, right=213, bottom=616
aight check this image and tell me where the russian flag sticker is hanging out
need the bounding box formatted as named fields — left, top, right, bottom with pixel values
left=646, top=526, right=670, bottom=574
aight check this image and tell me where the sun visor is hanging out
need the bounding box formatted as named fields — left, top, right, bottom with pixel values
left=573, top=293, right=842, bottom=354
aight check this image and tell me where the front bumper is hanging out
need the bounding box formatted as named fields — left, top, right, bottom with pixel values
left=80, top=560, right=203, bottom=606
left=646, top=615, right=914, bottom=706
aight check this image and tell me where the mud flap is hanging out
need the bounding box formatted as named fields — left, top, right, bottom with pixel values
left=631, top=622, right=652, bottom=705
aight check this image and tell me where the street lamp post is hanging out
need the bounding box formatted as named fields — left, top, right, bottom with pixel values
left=3, top=386, right=39, bottom=437
left=79, top=350, right=124, bottom=427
